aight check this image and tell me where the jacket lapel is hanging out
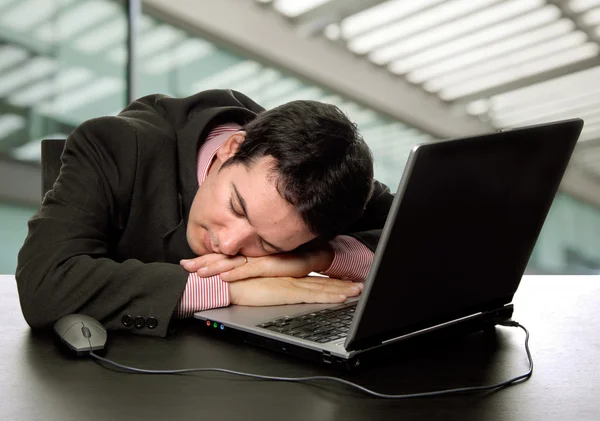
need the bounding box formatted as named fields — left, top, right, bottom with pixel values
left=161, top=193, right=195, bottom=262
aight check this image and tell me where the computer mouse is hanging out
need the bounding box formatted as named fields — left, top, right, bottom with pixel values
left=53, top=314, right=107, bottom=356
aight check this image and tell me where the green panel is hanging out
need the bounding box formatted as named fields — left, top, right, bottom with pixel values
left=531, top=193, right=600, bottom=274
left=0, top=202, right=37, bottom=274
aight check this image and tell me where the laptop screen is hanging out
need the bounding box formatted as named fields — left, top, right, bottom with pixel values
left=347, top=119, right=583, bottom=351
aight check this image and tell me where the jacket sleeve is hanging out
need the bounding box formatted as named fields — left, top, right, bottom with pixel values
left=16, top=115, right=188, bottom=338
left=343, top=180, right=395, bottom=252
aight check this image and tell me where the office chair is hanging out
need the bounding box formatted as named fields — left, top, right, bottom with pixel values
left=41, top=139, right=66, bottom=200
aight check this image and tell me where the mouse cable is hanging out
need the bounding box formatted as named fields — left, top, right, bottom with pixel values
left=89, top=321, right=532, bottom=400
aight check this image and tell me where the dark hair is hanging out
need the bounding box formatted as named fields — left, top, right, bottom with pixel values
left=223, top=100, right=374, bottom=240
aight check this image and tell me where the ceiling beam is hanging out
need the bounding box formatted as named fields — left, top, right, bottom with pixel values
left=448, top=2, right=600, bottom=104
left=454, top=56, right=600, bottom=104
left=547, top=0, right=600, bottom=46
left=288, top=0, right=386, bottom=35
left=143, top=0, right=492, bottom=138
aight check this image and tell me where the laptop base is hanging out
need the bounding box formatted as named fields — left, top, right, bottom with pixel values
left=199, top=304, right=514, bottom=371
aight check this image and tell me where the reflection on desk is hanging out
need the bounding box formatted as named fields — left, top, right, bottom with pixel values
left=0, top=275, right=599, bottom=421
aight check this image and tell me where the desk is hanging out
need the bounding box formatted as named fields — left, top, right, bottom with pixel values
left=1, top=275, right=598, bottom=421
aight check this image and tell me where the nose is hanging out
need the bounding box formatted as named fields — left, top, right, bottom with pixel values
left=217, top=222, right=252, bottom=256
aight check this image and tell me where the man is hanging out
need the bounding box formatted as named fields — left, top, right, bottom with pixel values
left=16, top=89, right=394, bottom=337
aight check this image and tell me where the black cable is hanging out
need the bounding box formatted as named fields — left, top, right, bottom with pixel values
left=89, top=322, right=532, bottom=399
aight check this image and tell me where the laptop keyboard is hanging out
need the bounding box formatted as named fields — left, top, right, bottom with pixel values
left=256, top=304, right=356, bottom=343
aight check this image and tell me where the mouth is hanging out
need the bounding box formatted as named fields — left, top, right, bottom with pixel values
left=203, top=230, right=218, bottom=254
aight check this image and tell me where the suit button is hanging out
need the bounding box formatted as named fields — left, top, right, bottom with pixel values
left=146, top=317, right=158, bottom=329
left=121, top=314, right=133, bottom=327
left=134, top=316, right=145, bottom=329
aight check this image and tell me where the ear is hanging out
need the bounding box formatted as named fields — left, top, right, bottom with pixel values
left=214, top=131, right=246, bottom=163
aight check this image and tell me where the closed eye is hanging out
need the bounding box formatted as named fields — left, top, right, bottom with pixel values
left=230, top=187, right=286, bottom=254
left=229, top=198, right=244, bottom=217
left=260, top=241, right=277, bottom=254
left=230, top=197, right=271, bottom=253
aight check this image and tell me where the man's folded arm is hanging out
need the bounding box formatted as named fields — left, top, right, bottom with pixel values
left=16, top=116, right=188, bottom=337
left=320, top=235, right=373, bottom=282
left=177, top=274, right=231, bottom=318
left=318, top=179, right=394, bottom=281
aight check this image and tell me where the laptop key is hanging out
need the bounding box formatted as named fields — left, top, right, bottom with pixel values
left=294, top=326, right=319, bottom=334
left=274, top=318, right=292, bottom=326
left=265, top=326, right=287, bottom=333
left=313, top=326, right=335, bottom=334
left=288, top=320, right=310, bottom=329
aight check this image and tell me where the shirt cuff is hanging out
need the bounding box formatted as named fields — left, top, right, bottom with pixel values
left=321, top=235, right=374, bottom=282
left=176, top=272, right=231, bottom=318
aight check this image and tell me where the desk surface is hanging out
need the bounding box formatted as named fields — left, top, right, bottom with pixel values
left=1, top=274, right=599, bottom=421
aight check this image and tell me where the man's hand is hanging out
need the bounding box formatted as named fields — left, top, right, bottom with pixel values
left=228, top=276, right=363, bottom=306
left=180, top=246, right=334, bottom=281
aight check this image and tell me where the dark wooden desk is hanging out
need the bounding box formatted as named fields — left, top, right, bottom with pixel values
left=1, top=275, right=598, bottom=420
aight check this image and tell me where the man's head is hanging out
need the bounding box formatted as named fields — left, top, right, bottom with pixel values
left=187, top=100, right=374, bottom=257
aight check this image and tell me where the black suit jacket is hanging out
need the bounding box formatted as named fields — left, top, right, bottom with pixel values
left=16, top=90, right=394, bottom=337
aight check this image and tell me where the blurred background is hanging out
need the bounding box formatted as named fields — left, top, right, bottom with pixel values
left=0, top=0, right=599, bottom=274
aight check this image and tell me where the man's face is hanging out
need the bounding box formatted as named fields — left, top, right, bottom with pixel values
left=186, top=133, right=316, bottom=257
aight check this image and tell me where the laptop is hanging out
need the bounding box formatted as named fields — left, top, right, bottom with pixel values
left=194, top=118, right=584, bottom=369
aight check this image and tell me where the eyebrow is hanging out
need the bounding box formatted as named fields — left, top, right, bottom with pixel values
left=231, top=182, right=285, bottom=253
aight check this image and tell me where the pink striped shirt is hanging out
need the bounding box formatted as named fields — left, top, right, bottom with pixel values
left=177, top=123, right=374, bottom=317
